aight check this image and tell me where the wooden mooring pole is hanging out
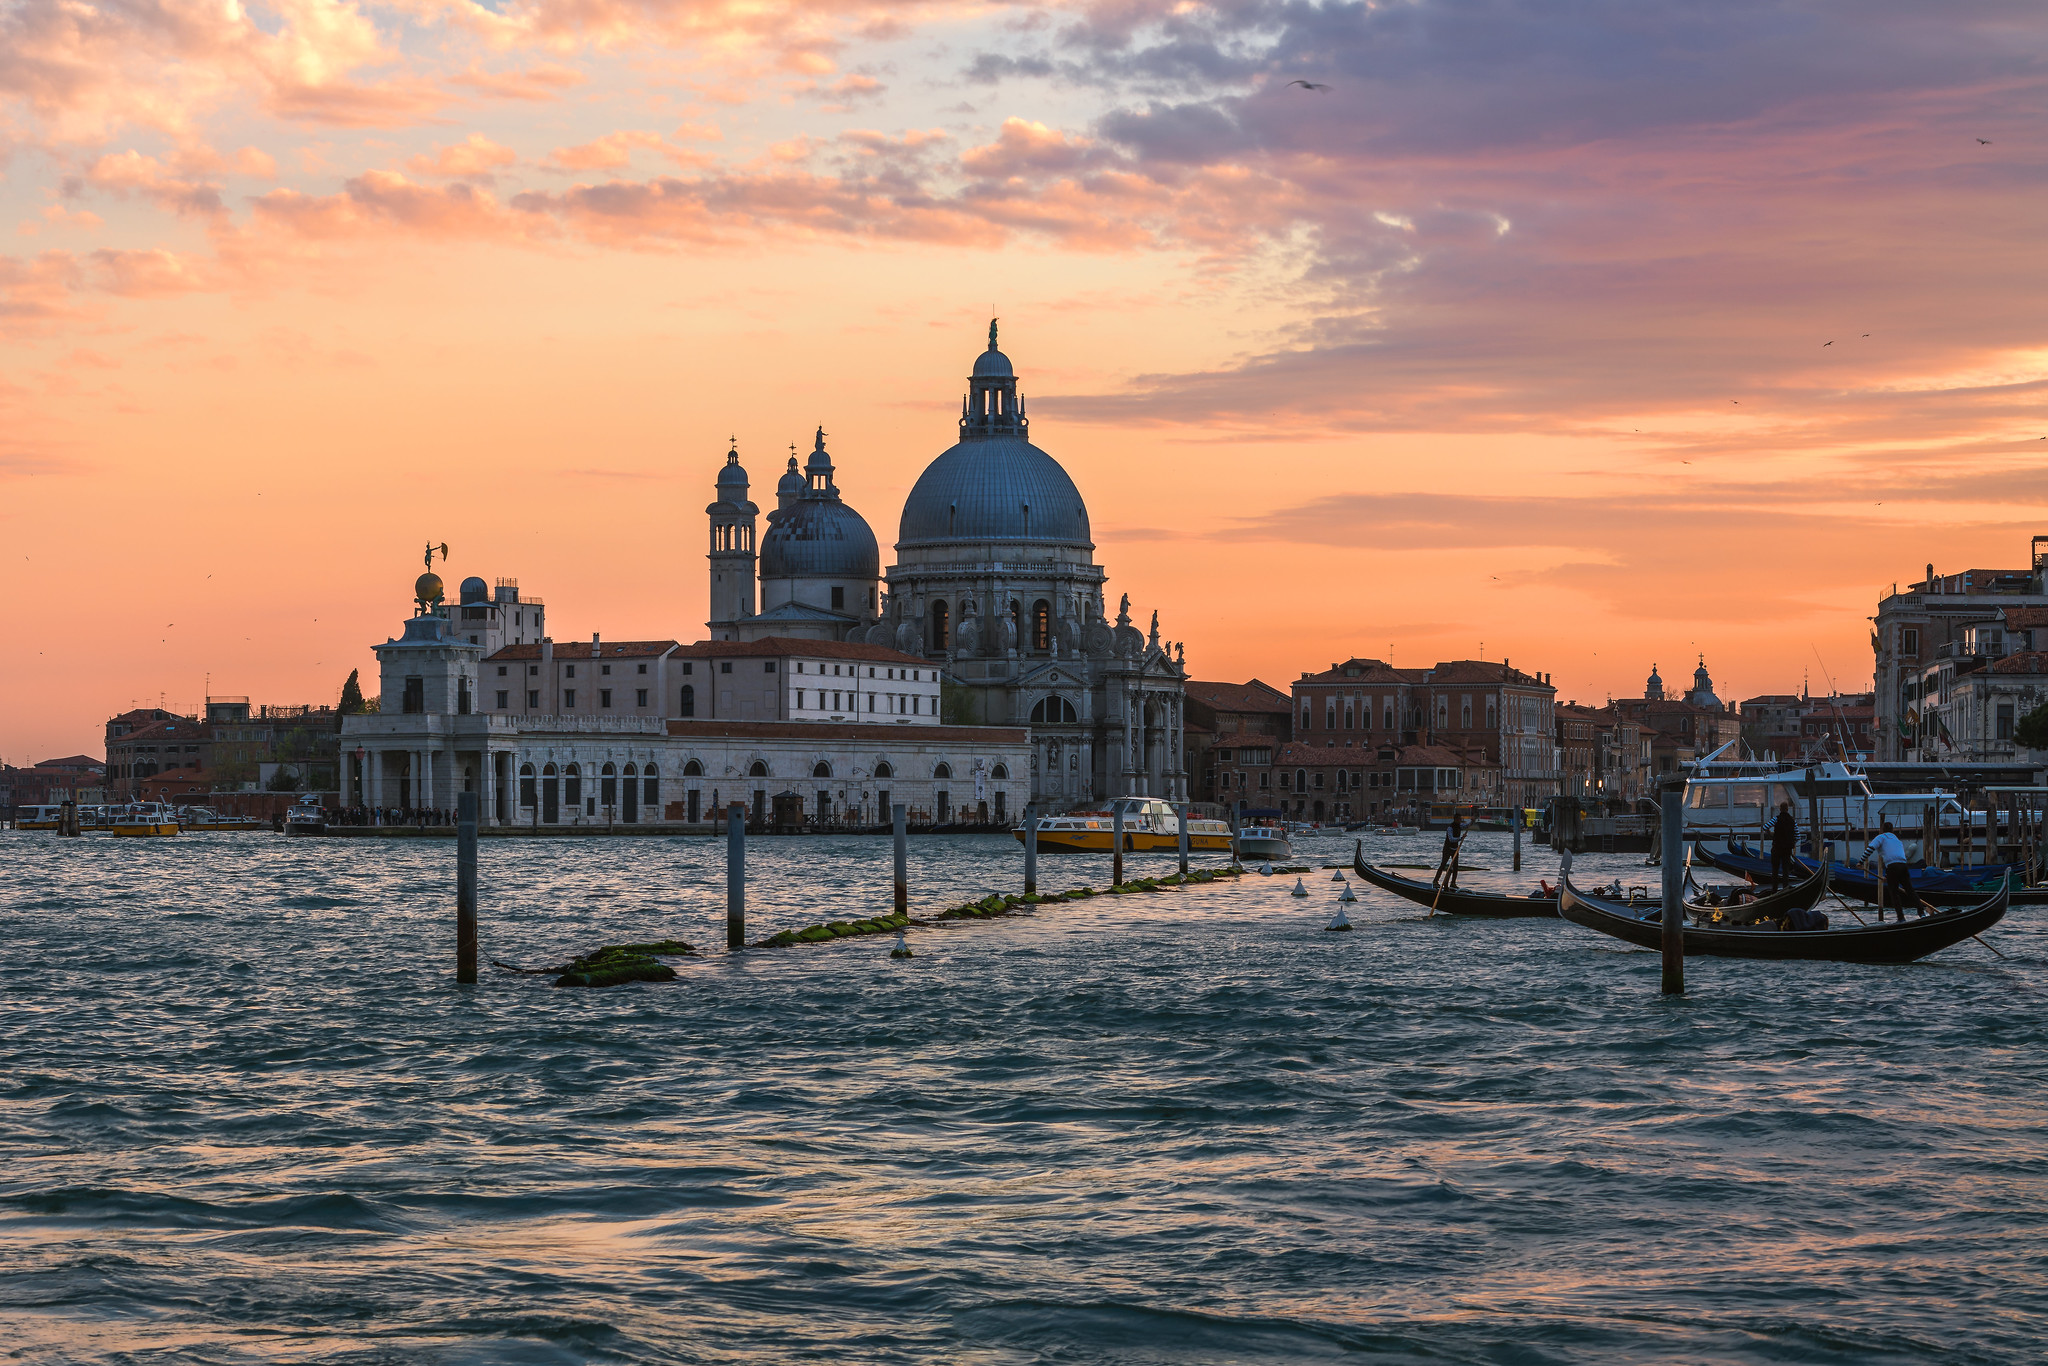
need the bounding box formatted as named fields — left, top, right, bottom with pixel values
left=1513, top=814, right=1523, bottom=872
left=893, top=803, right=909, bottom=914
left=1024, top=814, right=1039, bottom=896
left=456, top=791, right=478, bottom=983
left=727, top=802, right=746, bottom=950
left=1112, top=805, right=1125, bottom=887
left=1659, top=777, right=1685, bottom=995
left=1177, top=804, right=1190, bottom=877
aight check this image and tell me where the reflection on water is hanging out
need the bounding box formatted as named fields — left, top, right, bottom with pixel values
left=1, top=829, right=2043, bottom=1364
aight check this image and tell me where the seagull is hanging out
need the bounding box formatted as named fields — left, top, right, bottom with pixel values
left=1823, top=340, right=1834, bottom=347
left=1977, top=138, right=1992, bottom=145
left=1731, top=400, right=1740, bottom=404
left=1286, top=80, right=1331, bottom=92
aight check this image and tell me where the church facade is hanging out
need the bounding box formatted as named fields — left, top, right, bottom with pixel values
left=702, top=325, right=1189, bottom=805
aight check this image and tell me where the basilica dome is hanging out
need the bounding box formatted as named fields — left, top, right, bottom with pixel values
left=760, top=497, right=880, bottom=579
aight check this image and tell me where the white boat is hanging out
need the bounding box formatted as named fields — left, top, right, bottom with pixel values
left=109, top=802, right=180, bottom=837
left=1234, top=824, right=1292, bottom=860
left=285, top=799, right=328, bottom=836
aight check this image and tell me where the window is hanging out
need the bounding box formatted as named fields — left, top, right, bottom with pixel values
left=1030, top=696, right=1079, bottom=724
left=682, top=662, right=694, bottom=675
left=1280, top=771, right=1291, bottom=791
left=528, top=690, right=540, bottom=708
left=681, top=685, right=695, bottom=716
left=934, top=762, right=952, bottom=779
left=495, top=690, right=508, bottom=709
left=1325, top=705, right=1335, bottom=730
left=684, top=759, right=703, bottom=776
left=497, top=666, right=507, bottom=676
left=913, top=696, right=922, bottom=714
left=565, top=764, right=582, bottom=803
left=402, top=677, right=424, bottom=714
left=1296, top=768, right=1308, bottom=792
left=1903, top=627, right=1920, bottom=656
left=601, top=664, right=612, bottom=676
left=991, top=763, right=1008, bottom=780
left=1301, top=702, right=1311, bottom=730
left=1312, top=772, right=1325, bottom=790
left=520, top=763, right=536, bottom=807
left=564, top=689, right=577, bottom=708
left=721, top=662, right=733, bottom=674
left=566, top=665, right=576, bottom=678
left=813, top=761, right=832, bottom=778
left=637, top=663, right=647, bottom=674
left=636, top=689, right=648, bottom=707
left=874, top=761, right=893, bottom=779
left=529, top=665, right=538, bottom=676
left=931, top=599, right=949, bottom=648
left=765, top=662, right=776, bottom=673
left=869, top=668, right=876, bottom=677
left=1032, top=599, right=1051, bottom=650
left=831, top=586, right=845, bottom=610
left=1998, top=703, right=2016, bottom=740
left=749, top=761, right=768, bottom=777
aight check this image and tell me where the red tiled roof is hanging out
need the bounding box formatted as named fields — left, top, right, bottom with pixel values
left=36, top=754, right=104, bottom=770
left=486, top=636, right=932, bottom=667
left=1276, top=742, right=1380, bottom=765
left=1991, top=651, right=2048, bottom=674
left=487, top=640, right=680, bottom=661
left=1297, top=657, right=1420, bottom=685
left=1395, top=743, right=1500, bottom=768
left=1184, top=679, right=1292, bottom=713
left=1425, top=659, right=1551, bottom=687
left=2006, top=606, right=2048, bottom=630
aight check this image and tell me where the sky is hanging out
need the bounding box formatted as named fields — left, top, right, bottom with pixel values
left=2, top=0, right=2046, bottom=762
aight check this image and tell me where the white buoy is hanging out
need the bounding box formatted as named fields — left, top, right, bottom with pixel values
left=1291, top=877, right=1309, bottom=897
left=1338, top=884, right=1357, bottom=903
left=1259, top=862, right=1273, bottom=876
left=1331, top=870, right=1346, bottom=881
left=1326, top=908, right=1353, bottom=931
left=889, top=931, right=913, bottom=959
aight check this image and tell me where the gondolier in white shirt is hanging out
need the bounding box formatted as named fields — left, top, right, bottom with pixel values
left=1862, top=821, right=1915, bottom=923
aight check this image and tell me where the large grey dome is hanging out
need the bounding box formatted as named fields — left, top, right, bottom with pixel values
left=760, top=497, right=880, bottom=579
left=898, top=435, right=1092, bottom=549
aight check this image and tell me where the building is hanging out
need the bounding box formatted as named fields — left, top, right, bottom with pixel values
left=1917, top=651, right=2048, bottom=764
left=1286, top=656, right=1560, bottom=809
left=1183, top=679, right=1293, bottom=809
left=0, top=756, right=106, bottom=814
left=1611, top=658, right=1741, bottom=777
left=104, top=708, right=199, bottom=798
left=1265, top=740, right=1498, bottom=823
left=105, top=699, right=339, bottom=798
left=706, top=430, right=881, bottom=643
left=1871, top=541, right=2048, bottom=760
left=1739, top=689, right=1877, bottom=762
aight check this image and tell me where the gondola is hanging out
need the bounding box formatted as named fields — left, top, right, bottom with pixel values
left=1353, top=843, right=1558, bottom=917
left=1698, top=841, right=2030, bottom=906
left=1558, top=871, right=2007, bottom=964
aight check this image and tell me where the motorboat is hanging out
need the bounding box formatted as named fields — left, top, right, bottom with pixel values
left=109, top=802, right=180, bottom=837
left=285, top=799, right=328, bottom=836
left=1018, top=797, right=1233, bottom=853
left=1233, top=823, right=1292, bottom=860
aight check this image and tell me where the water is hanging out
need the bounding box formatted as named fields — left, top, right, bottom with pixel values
left=3, top=828, right=2044, bottom=1364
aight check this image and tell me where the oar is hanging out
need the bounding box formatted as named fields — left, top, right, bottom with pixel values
left=1921, top=897, right=2007, bottom=959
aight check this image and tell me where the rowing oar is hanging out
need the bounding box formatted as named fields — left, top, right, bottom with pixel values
left=1922, top=897, right=2007, bottom=959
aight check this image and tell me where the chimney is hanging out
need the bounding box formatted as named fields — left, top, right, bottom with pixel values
left=593, top=632, right=601, bottom=652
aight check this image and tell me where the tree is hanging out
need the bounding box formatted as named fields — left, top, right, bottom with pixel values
left=339, top=669, right=368, bottom=715
left=940, top=679, right=980, bottom=725
left=2015, top=701, right=2048, bottom=751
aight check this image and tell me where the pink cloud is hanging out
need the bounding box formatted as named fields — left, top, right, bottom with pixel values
left=407, top=133, right=518, bottom=178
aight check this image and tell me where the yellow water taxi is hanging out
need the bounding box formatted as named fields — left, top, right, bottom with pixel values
left=1017, top=797, right=1235, bottom=853
left=109, top=802, right=180, bottom=837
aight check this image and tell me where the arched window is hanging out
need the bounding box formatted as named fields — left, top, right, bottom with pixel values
left=520, top=763, right=535, bottom=776
left=933, top=762, right=952, bottom=780
left=812, top=761, right=832, bottom=779
left=1032, top=599, right=1051, bottom=650
left=683, top=759, right=703, bottom=777
left=1030, top=696, right=1078, bottom=724
left=643, top=763, right=658, bottom=777
left=1296, top=769, right=1308, bottom=792
left=601, top=762, right=616, bottom=776
left=874, top=761, right=893, bottom=778
left=748, top=761, right=768, bottom=777
left=542, top=763, right=557, bottom=776
left=623, top=763, right=637, bottom=776
left=930, top=599, right=949, bottom=649
left=680, top=684, right=695, bottom=717
left=991, top=763, right=1008, bottom=780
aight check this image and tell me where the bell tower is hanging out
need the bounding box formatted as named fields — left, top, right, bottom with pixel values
left=707, top=441, right=758, bottom=638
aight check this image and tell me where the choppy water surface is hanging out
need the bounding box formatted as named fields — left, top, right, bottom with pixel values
left=3, top=829, right=2045, bottom=1364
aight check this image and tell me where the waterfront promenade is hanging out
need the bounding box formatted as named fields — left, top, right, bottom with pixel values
left=2, top=829, right=2040, bottom=1363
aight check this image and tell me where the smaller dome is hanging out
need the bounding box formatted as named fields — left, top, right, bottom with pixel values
left=973, top=347, right=1014, bottom=378
left=415, top=572, right=445, bottom=604
left=459, top=576, right=488, bottom=604
left=716, top=447, right=748, bottom=487
left=777, top=457, right=804, bottom=498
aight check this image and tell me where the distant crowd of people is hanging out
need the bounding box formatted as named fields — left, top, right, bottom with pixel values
left=327, top=806, right=457, bottom=828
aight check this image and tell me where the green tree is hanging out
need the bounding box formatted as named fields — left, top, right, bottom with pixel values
left=2015, top=701, right=2048, bottom=751
left=339, top=669, right=368, bottom=715
left=940, top=678, right=980, bottom=725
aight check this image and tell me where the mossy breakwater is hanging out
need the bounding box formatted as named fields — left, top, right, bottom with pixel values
left=495, top=939, right=698, bottom=987
left=754, top=866, right=1243, bottom=950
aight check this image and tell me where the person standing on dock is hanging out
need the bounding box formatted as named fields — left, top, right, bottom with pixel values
left=1768, top=800, right=1798, bottom=887
left=1433, top=812, right=1466, bottom=892
left=1863, top=821, right=1914, bottom=923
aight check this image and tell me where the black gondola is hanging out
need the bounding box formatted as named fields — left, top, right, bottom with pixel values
left=1558, top=872, right=2007, bottom=963
left=1352, top=843, right=1558, bottom=917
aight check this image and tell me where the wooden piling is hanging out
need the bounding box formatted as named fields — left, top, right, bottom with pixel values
left=1177, top=804, right=1189, bottom=877
left=893, top=803, right=908, bottom=913
left=1659, top=777, right=1685, bottom=995
left=1112, top=806, right=1125, bottom=887
left=1024, top=814, right=1038, bottom=896
left=726, top=802, right=746, bottom=950
left=456, top=790, right=478, bottom=984
left=1513, top=814, right=1522, bottom=872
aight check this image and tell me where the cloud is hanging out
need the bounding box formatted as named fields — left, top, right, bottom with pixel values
left=546, top=130, right=671, bottom=172
left=408, top=133, right=518, bottom=178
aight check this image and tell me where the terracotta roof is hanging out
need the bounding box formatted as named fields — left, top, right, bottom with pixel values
left=1297, top=657, right=1419, bottom=685
left=661, top=720, right=1026, bottom=743
left=36, top=754, right=104, bottom=770
left=1991, top=651, right=2048, bottom=674
left=107, top=720, right=194, bottom=745
left=1554, top=702, right=1602, bottom=717
left=1425, top=659, right=1551, bottom=687
left=1740, top=694, right=1803, bottom=706
left=678, top=637, right=932, bottom=666
left=1276, top=742, right=1382, bottom=765
left=2006, top=606, right=2048, bottom=630
left=487, top=640, right=680, bottom=662
left=1395, top=743, right=1500, bottom=768
left=1184, top=679, right=1293, bottom=713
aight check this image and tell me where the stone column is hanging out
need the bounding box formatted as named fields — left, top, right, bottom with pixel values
left=481, top=747, right=496, bottom=825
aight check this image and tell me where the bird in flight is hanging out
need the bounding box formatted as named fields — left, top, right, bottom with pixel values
left=1823, top=340, right=1834, bottom=347
left=1287, top=80, right=1331, bottom=92
left=1731, top=400, right=1740, bottom=404
left=1978, top=138, right=1992, bottom=145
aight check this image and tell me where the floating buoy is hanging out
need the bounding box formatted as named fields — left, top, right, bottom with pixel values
left=1259, top=862, right=1274, bottom=876
left=1331, top=870, right=1346, bottom=882
left=1326, top=908, right=1353, bottom=931
left=1291, top=877, right=1309, bottom=897
left=1338, top=884, right=1357, bottom=903
left=889, top=931, right=913, bottom=959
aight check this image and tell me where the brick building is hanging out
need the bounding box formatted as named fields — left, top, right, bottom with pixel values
left=1871, top=542, right=2048, bottom=760
left=0, top=756, right=107, bottom=815
left=1182, top=679, right=1292, bottom=809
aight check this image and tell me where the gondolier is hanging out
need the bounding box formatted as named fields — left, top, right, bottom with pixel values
left=1433, top=813, right=1466, bottom=891
left=1863, top=821, right=1915, bottom=923
left=1768, top=801, right=1797, bottom=887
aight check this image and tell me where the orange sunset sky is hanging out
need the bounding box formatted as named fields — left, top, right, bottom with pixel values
left=3, top=0, right=2046, bottom=762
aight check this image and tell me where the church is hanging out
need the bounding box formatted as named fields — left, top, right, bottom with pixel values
left=339, top=326, right=1187, bottom=822
left=703, top=324, right=1190, bottom=806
